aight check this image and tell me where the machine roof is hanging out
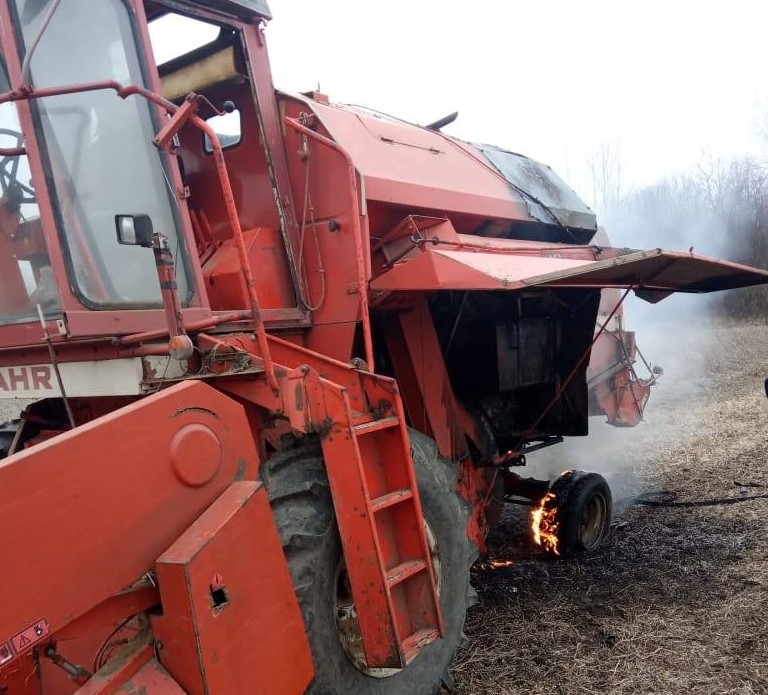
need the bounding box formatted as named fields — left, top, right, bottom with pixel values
left=302, top=100, right=597, bottom=242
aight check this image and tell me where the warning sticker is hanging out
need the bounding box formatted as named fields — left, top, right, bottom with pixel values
left=0, top=641, right=13, bottom=666
left=10, top=619, right=50, bottom=655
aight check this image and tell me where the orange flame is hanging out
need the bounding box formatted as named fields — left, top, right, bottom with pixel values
left=473, top=558, right=515, bottom=572
left=485, top=559, right=514, bottom=569
left=531, top=491, right=560, bottom=556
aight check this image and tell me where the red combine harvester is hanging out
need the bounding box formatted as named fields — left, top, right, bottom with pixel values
left=1, top=2, right=766, bottom=694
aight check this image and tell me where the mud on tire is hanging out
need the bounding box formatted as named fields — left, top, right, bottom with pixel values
left=261, top=430, right=477, bottom=695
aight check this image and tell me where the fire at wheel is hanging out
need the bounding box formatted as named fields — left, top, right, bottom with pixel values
left=261, top=431, right=476, bottom=695
left=531, top=472, right=613, bottom=557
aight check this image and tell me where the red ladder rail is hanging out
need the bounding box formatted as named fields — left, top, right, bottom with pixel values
left=319, top=376, right=443, bottom=668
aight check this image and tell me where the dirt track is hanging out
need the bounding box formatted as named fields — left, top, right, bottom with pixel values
left=453, top=323, right=768, bottom=695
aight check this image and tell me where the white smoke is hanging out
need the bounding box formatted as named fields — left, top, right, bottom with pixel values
left=525, top=164, right=747, bottom=508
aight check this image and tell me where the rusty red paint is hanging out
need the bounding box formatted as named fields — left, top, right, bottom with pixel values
left=456, top=459, right=493, bottom=554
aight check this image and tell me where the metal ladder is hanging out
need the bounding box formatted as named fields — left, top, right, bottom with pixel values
left=319, top=373, right=443, bottom=668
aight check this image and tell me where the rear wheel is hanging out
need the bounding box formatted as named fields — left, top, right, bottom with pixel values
left=262, top=431, right=476, bottom=695
left=551, top=471, right=612, bottom=556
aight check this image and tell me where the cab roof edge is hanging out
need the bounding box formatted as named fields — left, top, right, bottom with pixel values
left=196, top=0, right=272, bottom=21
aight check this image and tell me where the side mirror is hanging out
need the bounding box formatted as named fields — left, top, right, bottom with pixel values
left=115, top=214, right=154, bottom=248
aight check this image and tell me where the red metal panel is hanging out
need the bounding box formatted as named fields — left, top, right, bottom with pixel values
left=152, top=482, right=313, bottom=695
left=285, top=118, right=373, bottom=368
left=110, top=659, right=189, bottom=695
left=371, top=246, right=768, bottom=295
left=54, top=587, right=159, bottom=643
left=242, top=26, right=303, bottom=267
left=74, top=652, right=189, bottom=695
left=395, top=301, right=467, bottom=461
left=382, top=319, right=431, bottom=437
left=536, top=249, right=768, bottom=295
left=308, top=100, right=528, bottom=221
left=203, top=228, right=300, bottom=311
left=371, top=247, right=590, bottom=291
left=72, top=642, right=155, bottom=695
left=0, top=381, right=259, bottom=666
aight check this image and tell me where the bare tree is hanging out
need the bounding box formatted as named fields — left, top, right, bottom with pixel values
left=607, top=153, right=768, bottom=320
left=588, top=141, right=623, bottom=215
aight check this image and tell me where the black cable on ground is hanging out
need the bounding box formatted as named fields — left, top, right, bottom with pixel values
left=627, top=490, right=768, bottom=509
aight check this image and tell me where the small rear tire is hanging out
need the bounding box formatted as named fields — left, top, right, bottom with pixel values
left=551, top=471, right=612, bottom=556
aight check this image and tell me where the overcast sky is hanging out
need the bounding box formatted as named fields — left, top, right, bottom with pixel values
left=263, top=1, right=768, bottom=203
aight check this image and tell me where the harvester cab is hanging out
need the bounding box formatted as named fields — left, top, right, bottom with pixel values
left=0, top=0, right=294, bottom=369
left=2, top=2, right=768, bottom=695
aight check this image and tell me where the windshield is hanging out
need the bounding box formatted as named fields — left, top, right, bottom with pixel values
left=13, top=0, right=191, bottom=308
left=0, top=56, right=60, bottom=326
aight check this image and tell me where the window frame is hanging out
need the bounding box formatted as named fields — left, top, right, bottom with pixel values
left=8, top=0, right=197, bottom=312
left=148, top=11, right=223, bottom=69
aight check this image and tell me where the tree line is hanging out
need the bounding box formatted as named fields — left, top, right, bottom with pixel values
left=597, top=155, right=768, bottom=321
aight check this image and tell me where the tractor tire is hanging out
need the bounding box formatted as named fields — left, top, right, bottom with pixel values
left=551, top=471, right=612, bottom=557
left=261, top=430, right=476, bottom=695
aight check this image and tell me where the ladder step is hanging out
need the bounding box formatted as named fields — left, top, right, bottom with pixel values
left=402, top=628, right=440, bottom=664
left=386, top=559, right=427, bottom=588
left=352, top=416, right=400, bottom=436
left=349, top=409, right=369, bottom=424
left=371, top=488, right=413, bottom=513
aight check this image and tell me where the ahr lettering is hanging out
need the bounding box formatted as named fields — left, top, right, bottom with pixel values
left=0, top=365, right=54, bottom=393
